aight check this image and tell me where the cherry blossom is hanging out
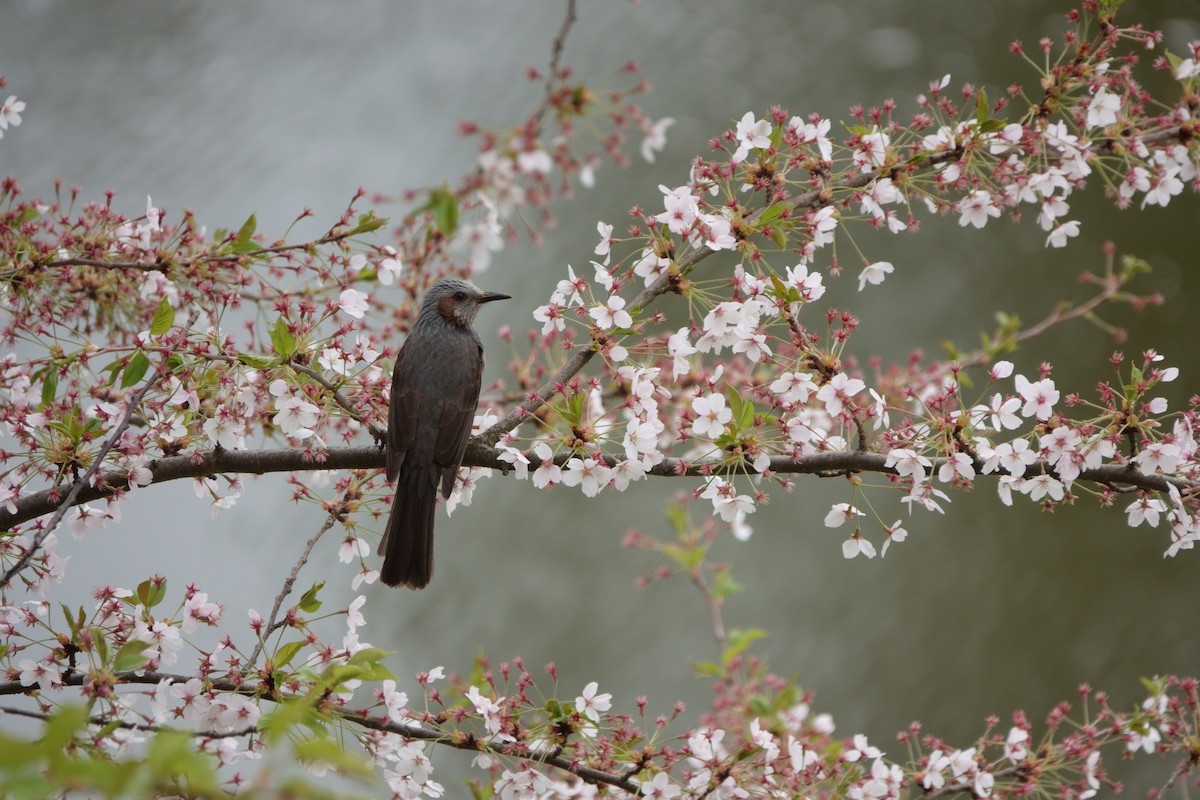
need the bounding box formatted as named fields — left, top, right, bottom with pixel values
left=842, top=532, right=877, bottom=559
left=640, top=772, right=681, bottom=799
left=654, top=185, right=700, bottom=235
left=1014, top=374, right=1060, bottom=420
left=732, top=112, right=772, bottom=163
left=575, top=681, right=612, bottom=723
left=0, top=95, right=25, bottom=131
left=815, top=373, right=864, bottom=416
left=825, top=503, right=863, bottom=528
left=691, top=394, right=733, bottom=439
left=561, top=456, right=613, bottom=497
left=957, top=190, right=1002, bottom=228
left=588, top=295, right=633, bottom=330
left=885, top=448, right=932, bottom=481
left=594, top=221, right=614, bottom=264
left=851, top=262, right=892, bottom=295
left=337, top=288, right=369, bottom=319
left=640, top=116, right=674, bottom=162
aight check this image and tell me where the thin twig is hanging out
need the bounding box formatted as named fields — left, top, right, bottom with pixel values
left=290, top=361, right=385, bottom=441
left=29, top=226, right=361, bottom=274
left=548, top=0, right=577, bottom=81
left=248, top=510, right=341, bottom=667
left=0, top=705, right=253, bottom=739
left=688, top=567, right=728, bottom=655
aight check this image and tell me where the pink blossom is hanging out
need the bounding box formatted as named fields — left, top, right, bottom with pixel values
left=337, top=288, right=369, bottom=319
left=824, top=503, right=863, bottom=528
left=857, top=261, right=893, bottom=291
left=640, top=117, right=674, bottom=162
left=575, top=681, right=612, bottom=723
left=885, top=448, right=932, bottom=481
left=691, top=394, right=732, bottom=439
left=1015, top=374, right=1059, bottom=420
left=816, top=373, right=864, bottom=416
left=732, top=112, right=772, bottom=163
left=588, top=296, right=633, bottom=330
left=957, top=190, right=1002, bottom=228
left=0, top=95, right=26, bottom=130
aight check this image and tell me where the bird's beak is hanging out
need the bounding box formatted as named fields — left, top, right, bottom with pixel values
left=478, top=291, right=512, bottom=304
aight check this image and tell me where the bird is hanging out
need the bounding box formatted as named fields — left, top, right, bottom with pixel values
left=379, top=277, right=511, bottom=589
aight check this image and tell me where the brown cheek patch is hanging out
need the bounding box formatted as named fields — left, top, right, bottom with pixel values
left=437, top=296, right=458, bottom=322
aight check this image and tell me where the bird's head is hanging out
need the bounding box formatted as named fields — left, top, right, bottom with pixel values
left=421, top=278, right=511, bottom=327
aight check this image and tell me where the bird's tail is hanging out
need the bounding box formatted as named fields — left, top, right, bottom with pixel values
left=379, top=466, right=439, bottom=589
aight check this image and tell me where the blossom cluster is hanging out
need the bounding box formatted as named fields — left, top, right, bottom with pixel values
left=507, top=22, right=1200, bottom=564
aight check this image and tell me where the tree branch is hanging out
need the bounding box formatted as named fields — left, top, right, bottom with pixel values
left=0, top=670, right=641, bottom=794
left=0, top=441, right=1186, bottom=532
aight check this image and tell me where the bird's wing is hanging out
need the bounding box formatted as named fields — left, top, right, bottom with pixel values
left=435, top=344, right=484, bottom=498
left=386, top=345, right=421, bottom=483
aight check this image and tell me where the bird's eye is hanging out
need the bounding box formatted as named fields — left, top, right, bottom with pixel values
left=453, top=291, right=467, bottom=301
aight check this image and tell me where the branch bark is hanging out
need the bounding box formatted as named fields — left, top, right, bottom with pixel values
left=0, top=441, right=1185, bottom=532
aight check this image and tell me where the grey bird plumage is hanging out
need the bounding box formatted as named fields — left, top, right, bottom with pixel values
left=379, top=277, right=511, bottom=588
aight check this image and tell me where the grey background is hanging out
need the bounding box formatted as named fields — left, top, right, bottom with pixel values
left=2, top=0, right=1198, bottom=793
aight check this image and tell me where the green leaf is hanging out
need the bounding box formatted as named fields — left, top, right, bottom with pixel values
left=236, top=353, right=276, bottom=369
left=975, top=87, right=989, bottom=126
left=1128, top=365, right=1145, bottom=397
left=259, top=699, right=310, bottom=744
left=1119, top=254, right=1152, bottom=281
left=738, top=396, right=755, bottom=430
left=120, top=350, right=150, bottom=388
left=298, top=580, right=324, bottom=613
left=60, top=603, right=78, bottom=635
left=350, top=661, right=396, bottom=682
left=273, top=640, right=305, bottom=670
left=727, top=389, right=755, bottom=431
left=230, top=213, right=259, bottom=254
left=721, top=628, right=767, bottom=667
left=294, top=736, right=374, bottom=780
left=693, top=660, right=725, bottom=679
left=39, top=369, right=57, bottom=409
left=663, top=543, right=703, bottom=572
left=756, top=202, right=791, bottom=226
left=748, top=694, right=772, bottom=716
left=135, top=577, right=166, bottom=610
left=712, top=569, right=744, bottom=599
left=144, top=729, right=224, bottom=795
left=113, top=640, right=154, bottom=673
left=100, top=359, right=125, bottom=386
left=727, top=389, right=744, bottom=430
left=43, top=704, right=89, bottom=749
left=561, top=392, right=585, bottom=426
left=346, top=646, right=391, bottom=667
left=768, top=272, right=791, bottom=301
left=345, top=211, right=388, bottom=237
left=149, top=297, right=175, bottom=336
left=664, top=502, right=690, bottom=536
left=428, top=187, right=459, bottom=237
left=269, top=316, right=297, bottom=358
left=544, top=698, right=568, bottom=720
left=93, top=628, right=108, bottom=665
